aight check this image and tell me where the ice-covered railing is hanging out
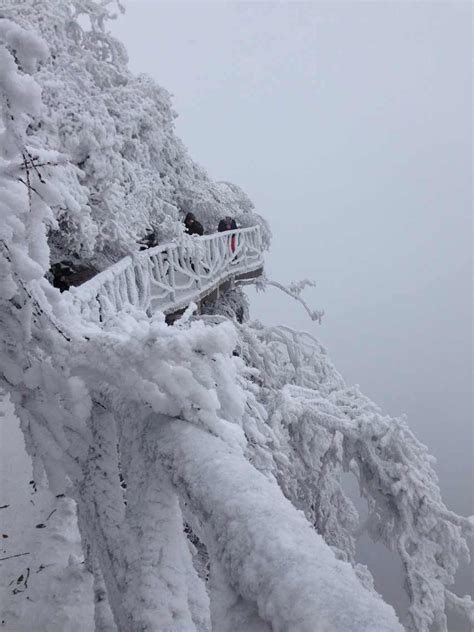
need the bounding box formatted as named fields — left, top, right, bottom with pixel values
left=68, top=226, right=263, bottom=323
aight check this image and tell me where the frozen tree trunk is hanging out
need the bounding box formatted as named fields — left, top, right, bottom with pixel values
left=92, top=559, right=117, bottom=632
left=122, top=421, right=201, bottom=632
left=74, top=408, right=208, bottom=632
left=151, top=415, right=404, bottom=632
left=74, top=406, right=131, bottom=630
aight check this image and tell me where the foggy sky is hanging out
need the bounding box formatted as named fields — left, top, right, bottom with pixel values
left=111, top=2, right=472, bottom=627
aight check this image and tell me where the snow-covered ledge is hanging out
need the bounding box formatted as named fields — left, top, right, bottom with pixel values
left=68, top=226, right=264, bottom=324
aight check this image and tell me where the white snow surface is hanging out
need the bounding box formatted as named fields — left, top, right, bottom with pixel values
left=0, top=395, right=94, bottom=631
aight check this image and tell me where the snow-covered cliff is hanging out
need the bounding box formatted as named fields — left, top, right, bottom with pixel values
left=0, top=3, right=472, bottom=631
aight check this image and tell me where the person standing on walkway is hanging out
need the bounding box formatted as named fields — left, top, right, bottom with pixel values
left=184, top=212, right=204, bottom=236
left=218, top=216, right=237, bottom=252
left=217, top=216, right=237, bottom=232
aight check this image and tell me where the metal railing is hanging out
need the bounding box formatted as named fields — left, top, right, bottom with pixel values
left=68, top=226, right=263, bottom=323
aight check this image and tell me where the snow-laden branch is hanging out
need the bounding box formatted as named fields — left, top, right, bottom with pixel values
left=445, top=590, right=474, bottom=627
left=151, top=415, right=403, bottom=632
left=230, top=322, right=474, bottom=631
left=258, top=276, right=324, bottom=323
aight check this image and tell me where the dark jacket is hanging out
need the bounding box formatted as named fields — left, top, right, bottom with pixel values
left=218, top=217, right=237, bottom=232
left=184, top=212, right=204, bottom=236
left=138, top=229, right=158, bottom=250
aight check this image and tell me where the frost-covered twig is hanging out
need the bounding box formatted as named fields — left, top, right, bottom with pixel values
left=259, top=275, right=324, bottom=323
left=0, top=552, right=30, bottom=562
left=445, top=590, right=474, bottom=626
left=273, top=385, right=473, bottom=632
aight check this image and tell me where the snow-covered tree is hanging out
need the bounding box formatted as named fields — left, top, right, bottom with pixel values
left=2, top=0, right=269, bottom=270
left=0, top=3, right=472, bottom=632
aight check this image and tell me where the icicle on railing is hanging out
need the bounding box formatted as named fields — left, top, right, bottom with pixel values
left=68, top=226, right=263, bottom=323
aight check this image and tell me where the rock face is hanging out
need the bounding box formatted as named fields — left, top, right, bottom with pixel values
left=201, top=287, right=249, bottom=324
left=49, top=261, right=98, bottom=292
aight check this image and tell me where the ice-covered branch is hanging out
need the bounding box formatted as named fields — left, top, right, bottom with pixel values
left=445, top=590, right=474, bottom=627
left=151, top=415, right=403, bottom=632
left=273, top=385, right=473, bottom=632
left=258, top=276, right=324, bottom=323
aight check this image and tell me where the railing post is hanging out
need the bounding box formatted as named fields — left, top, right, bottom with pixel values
left=168, top=247, right=176, bottom=303
left=195, top=249, right=203, bottom=289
